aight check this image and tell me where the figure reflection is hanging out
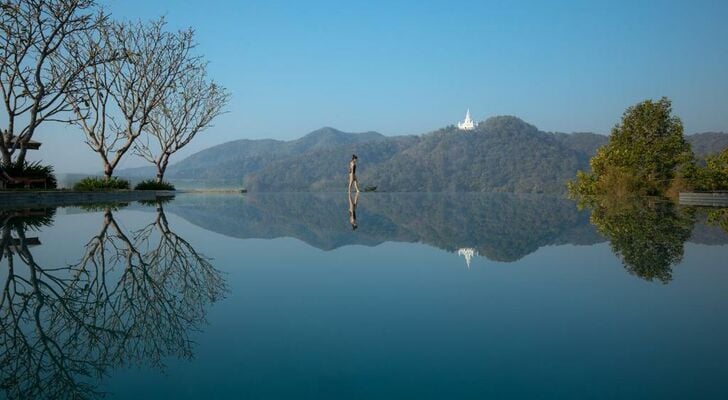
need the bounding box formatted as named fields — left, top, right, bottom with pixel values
left=0, top=202, right=225, bottom=399
left=348, top=191, right=359, bottom=230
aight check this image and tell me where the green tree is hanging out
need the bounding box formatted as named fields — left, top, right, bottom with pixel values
left=691, top=148, right=728, bottom=190
left=569, top=97, right=693, bottom=196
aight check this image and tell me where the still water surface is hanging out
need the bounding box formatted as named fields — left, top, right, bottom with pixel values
left=1, top=193, right=727, bottom=399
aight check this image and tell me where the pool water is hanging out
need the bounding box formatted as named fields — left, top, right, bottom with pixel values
left=1, top=193, right=727, bottom=399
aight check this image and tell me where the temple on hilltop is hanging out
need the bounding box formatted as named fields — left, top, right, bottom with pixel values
left=457, top=109, right=475, bottom=131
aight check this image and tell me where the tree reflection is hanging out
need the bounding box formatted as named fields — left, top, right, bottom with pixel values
left=0, top=203, right=225, bottom=399
left=584, top=196, right=694, bottom=283
left=707, top=208, right=728, bottom=234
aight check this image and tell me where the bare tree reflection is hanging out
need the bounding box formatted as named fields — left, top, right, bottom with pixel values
left=0, top=203, right=226, bottom=399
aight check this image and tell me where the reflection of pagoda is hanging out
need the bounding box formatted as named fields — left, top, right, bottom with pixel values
left=457, top=247, right=478, bottom=269
left=457, top=109, right=475, bottom=131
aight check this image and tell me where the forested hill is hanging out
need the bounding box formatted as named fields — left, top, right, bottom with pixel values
left=357, top=117, right=598, bottom=193
left=247, top=116, right=605, bottom=193
left=121, top=127, right=387, bottom=180
left=120, top=118, right=727, bottom=193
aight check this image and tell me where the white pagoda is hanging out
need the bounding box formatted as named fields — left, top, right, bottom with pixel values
left=457, top=109, right=475, bottom=131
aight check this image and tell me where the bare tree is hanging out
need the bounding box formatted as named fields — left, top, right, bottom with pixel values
left=0, top=0, right=106, bottom=167
left=68, top=18, right=197, bottom=179
left=136, top=65, right=229, bottom=183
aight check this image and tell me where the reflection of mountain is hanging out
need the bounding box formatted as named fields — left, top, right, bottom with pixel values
left=164, top=193, right=605, bottom=262
left=163, top=193, right=728, bottom=267
left=0, top=205, right=225, bottom=399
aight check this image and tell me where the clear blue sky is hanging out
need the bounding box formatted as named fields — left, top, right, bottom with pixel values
left=32, top=0, right=728, bottom=173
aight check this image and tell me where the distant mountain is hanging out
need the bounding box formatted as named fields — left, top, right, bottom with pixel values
left=686, top=132, right=728, bottom=159
left=119, top=120, right=728, bottom=193
left=245, top=116, right=609, bottom=193
left=358, top=116, right=598, bottom=193
left=245, top=136, right=419, bottom=191
left=151, top=193, right=727, bottom=263
left=121, top=127, right=387, bottom=180
left=553, top=132, right=609, bottom=161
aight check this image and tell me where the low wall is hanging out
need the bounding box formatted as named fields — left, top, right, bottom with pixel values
left=679, top=192, right=728, bottom=207
left=0, top=190, right=175, bottom=209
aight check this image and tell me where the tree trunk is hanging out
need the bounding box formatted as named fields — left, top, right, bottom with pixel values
left=156, top=166, right=164, bottom=183
left=104, top=163, right=113, bottom=179
left=156, top=153, right=170, bottom=183
left=15, top=148, right=27, bottom=166
left=0, top=146, right=10, bottom=168
left=18, top=95, right=41, bottom=167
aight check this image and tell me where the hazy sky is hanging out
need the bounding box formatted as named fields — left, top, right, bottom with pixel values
left=26, top=0, right=728, bottom=173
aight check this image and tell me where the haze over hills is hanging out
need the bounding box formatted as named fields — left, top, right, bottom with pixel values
left=120, top=117, right=728, bottom=193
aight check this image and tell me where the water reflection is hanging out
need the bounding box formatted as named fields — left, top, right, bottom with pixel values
left=583, top=196, right=694, bottom=283
left=348, top=192, right=359, bottom=230
left=164, top=193, right=728, bottom=278
left=0, top=203, right=225, bottom=399
left=165, top=193, right=604, bottom=261
left=707, top=208, right=728, bottom=233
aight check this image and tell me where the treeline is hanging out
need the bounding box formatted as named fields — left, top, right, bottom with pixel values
left=0, top=0, right=228, bottom=190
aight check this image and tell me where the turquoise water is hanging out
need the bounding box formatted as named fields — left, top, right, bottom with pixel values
left=1, top=193, right=727, bottom=399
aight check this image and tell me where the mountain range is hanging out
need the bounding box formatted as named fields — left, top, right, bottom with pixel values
left=121, top=116, right=728, bottom=193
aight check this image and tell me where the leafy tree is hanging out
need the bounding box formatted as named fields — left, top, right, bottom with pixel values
left=691, top=147, right=728, bottom=190
left=570, top=97, right=693, bottom=196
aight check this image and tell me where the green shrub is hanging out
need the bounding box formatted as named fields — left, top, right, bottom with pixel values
left=4, top=161, right=57, bottom=189
left=73, top=176, right=130, bottom=191
left=690, top=148, right=728, bottom=191
left=134, top=179, right=175, bottom=191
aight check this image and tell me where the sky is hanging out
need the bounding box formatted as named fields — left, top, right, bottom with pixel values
left=24, top=0, right=728, bottom=173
